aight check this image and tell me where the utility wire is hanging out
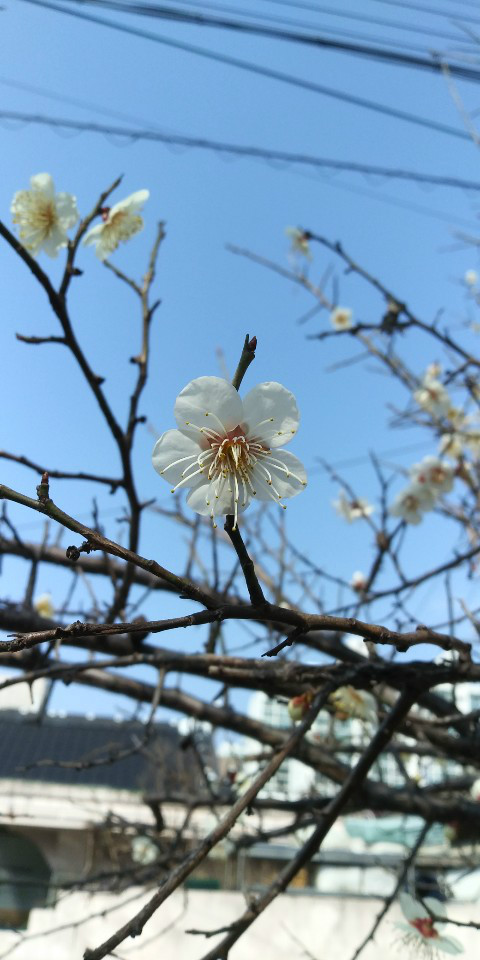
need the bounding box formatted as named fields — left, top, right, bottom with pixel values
left=251, top=0, right=478, bottom=45
left=61, top=0, right=473, bottom=56
left=60, top=0, right=480, bottom=81
left=0, top=111, right=475, bottom=230
left=2, top=108, right=480, bottom=191
left=371, top=0, right=480, bottom=26
left=164, top=0, right=479, bottom=48
left=20, top=0, right=474, bottom=142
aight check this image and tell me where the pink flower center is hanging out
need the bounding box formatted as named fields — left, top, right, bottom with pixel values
left=410, top=917, right=438, bottom=940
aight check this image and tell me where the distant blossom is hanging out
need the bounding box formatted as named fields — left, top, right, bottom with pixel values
left=288, top=692, right=314, bottom=722
left=389, top=483, right=435, bottom=525
left=464, top=270, right=478, bottom=287
left=152, top=376, right=307, bottom=527
left=395, top=893, right=463, bottom=955
left=329, top=686, right=376, bottom=722
left=34, top=593, right=55, bottom=619
left=333, top=490, right=374, bottom=523
left=285, top=226, right=312, bottom=260
left=470, top=779, right=480, bottom=802
left=11, top=173, right=78, bottom=258
left=414, top=374, right=450, bottom=418
left=83, top=189, right=149, bottom=260
left=350, top=571, right=368, bottom=592
left=330, top=306, right=353, bottom=331
left=409, top=456, right=454, bottom=496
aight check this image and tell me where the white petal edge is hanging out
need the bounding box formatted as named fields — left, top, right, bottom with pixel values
left=252, top=450, right=307, bottom=501
left=242, top=381, right=300, bottom=448
left=30, top=173, right=55, bottom=196
left=152, top=429, right=201, bottom=487
left=109, top=189, right=149, bottom=218
left=174, top=377, right=244, bottom=438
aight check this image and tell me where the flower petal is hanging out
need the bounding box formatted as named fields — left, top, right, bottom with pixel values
left=109, top=189, right=149, bottom=218
left=82, top=223, right=104, bottom=246
left=400, top=893, right=428, bottom=920
left=242, top=381, right=300, bottom=448
left=55, top=192, right=79, bottom=229
left=253, top=450, right=307, bottom=500
left=174, top=377, right=244, bottom=438
left=30, top=173, right=54, bottom=196
left=435, top=936, right=464, bottom=954
left=152, top=429, right=201, bottom=487
left=186, top=477, right=250, bottom=518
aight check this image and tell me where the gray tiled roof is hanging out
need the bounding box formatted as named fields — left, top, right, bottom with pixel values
left=0, top=711, right=211, bottom=793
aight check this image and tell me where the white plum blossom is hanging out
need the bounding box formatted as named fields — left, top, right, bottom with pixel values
left=285, top=226, right=311, bottom=260
left=396, top=893, right=463, bottom=955
left=389, top=483, right=435, bottom=525
left=409, top=456, right=454, bottom=496
left=333, top=490, right=374, bottom=523
left=440, top=432, right=464, bottom=461
left=152, top=377, right=307, bottom=527
left=470, top=779, right=480, bottom=802
left=329, top=686, right=376, bottom=722
left=465, top=270, right=478, bottom=287
left=11, top=173, right=78, bottom=258
left=83, top=189, right=149, bottom=260
left=34, top=593, right=54, bottom=619
left=414, top=375, right=450, bottom=418
left=288, top=692, right=313, bottom=722
left=330, top=306, right=353, bottom=331
left=350, top=570, right=368, bottom=592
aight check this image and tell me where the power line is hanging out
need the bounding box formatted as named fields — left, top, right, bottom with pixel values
left=2, top=108, right=480, bottom=191
left=252, top=0, right=479, bottom=45
left=60, top=0, right=480, bottom=80
left=143, top=0, right=479, bottom=49
left=19, top=0, right=474, bottom=142
left=371, top=0, right=480, bottom=26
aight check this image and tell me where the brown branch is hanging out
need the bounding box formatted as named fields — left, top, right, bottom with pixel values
left=82, top=687, right=333, bottom=960
left=0, top=451, right=122, bottom=491
left=197, top=687, right=418, bottom=960
left=0, top=482, right=216, bottom=609
left=224, top=515, right=266, bottom=605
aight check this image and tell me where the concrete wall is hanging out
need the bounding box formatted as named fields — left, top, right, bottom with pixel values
left=0, top=888, right=476, bottom=959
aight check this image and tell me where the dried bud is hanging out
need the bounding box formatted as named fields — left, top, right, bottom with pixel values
left=287, top=691, right=313, bottom=722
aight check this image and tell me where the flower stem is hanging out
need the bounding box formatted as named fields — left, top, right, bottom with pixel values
left=231, top=334, right=257, bottom=391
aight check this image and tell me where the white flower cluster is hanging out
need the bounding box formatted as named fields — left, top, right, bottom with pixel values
left=414, top=367, right=450, bottom=418
left=10, top=173, right=149, bottom=260
left=389, top=455, right=454, bottom=525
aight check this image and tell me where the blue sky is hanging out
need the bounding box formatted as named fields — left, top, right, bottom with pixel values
left=1, top=0, right=480, bottom=716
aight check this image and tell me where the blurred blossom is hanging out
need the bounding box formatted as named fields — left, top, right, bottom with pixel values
left=465, top=269, right=478, bottom=286
left=330, top=306, right=353, bottom=331
left=396, top=893, right=463, bottom=955
left=389, top=483, right=435, bottom=525
left=285, top=226, right=311, bottom=260
left=439, top=433, right=464, bottom=460
left=34, top=593, right=55, bottom=619
left=83, top=189, right=149, bottom=260
left=11, top=173, right=78, bottom=258
left=288, top=692, right=313, bottom=722
left=414, top=374, right=450, bottom=417
left=329, top=686, right=376, bottom=722
left=333, top=490, right=374, bottom=523
left=350, top=571, right=368, bottom=592
left=409, top=456, right=454, bottom=495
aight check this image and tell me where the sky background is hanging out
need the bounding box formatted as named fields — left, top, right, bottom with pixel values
left=2, top=0, right=480, bottom=719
